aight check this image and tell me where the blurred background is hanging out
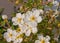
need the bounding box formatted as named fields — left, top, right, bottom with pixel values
left=0, top=0, right=14, bottom=18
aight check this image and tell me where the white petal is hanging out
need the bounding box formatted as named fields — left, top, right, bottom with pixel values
left=32, top=9, right=40, bottom=17
left=27, top=22, right=37, bottom=27
left=24, top=12, right=33, bottom=22
left=25, top=29, right=31, bottom=36
left=12, top=36, right=16, bottom=41
left=2, top=15, right=8, bottom=19
left=36, top=16, right=42, bottom=23
left=13, top=41, right=17, bottom=43
left=54, top=36, right=59, bottom=41
left=26, top=11, right=32, bottom=15
left=38, top=34, right=44, bottom=40
left=32, top=27, right=38, bottom=34
left=45, top=36, right=50, bottom=41
left=39, top=9, right=44, bottom=14
left=22, top=14, right=25, bottom=18
left=4, top=32, right=8, bottom=39
left=18, top=38, right=23, bottom=43
left=6, top=38, right=12, bottom=42
left=13, top=22, right=17, bottom=25
left=24, top=17, right=29, bottom=23
left=35, top=40, right=40, bottom=43
left=7, top=29, right=12, bottom=33
left=13, top=38, right=19, bottom=43
left=19, top=25, right=27, bottom=33
left=12, top=17, right=17, bottom=22
left=16, top=13, right=22, bottom=18
left=45, top=41, right=50, bottom=43
left=12, top=30, right=17, bottom=36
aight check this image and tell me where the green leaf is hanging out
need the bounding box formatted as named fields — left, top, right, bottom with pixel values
left=1, top=21, right=5, bottom=27
left=28, top=0, right=33, bottom=3
left=37, top=5, right=44, bottom=9
left=48, top=2, right=53, bottom=7
left=0, top=16, right=2, bottom=22
left=11, top=12, right=16, bottom=17
left=0, top=40, right=7, bottom=43
left=0, top=8, right=4, bottom=15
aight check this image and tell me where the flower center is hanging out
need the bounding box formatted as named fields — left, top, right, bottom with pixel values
left=16, top=34, right=23, bottom=40
left=17, top=18, right=22, bottom=23
left=40, top=40, right=45, bottom=43
left=30, top=16, right=36, bottom=22
left=9, top=33, right=12, bottom=37
left=16, top=28, right=21, bottom=32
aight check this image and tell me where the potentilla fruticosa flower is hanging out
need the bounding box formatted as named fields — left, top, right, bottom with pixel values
left=2, top=15, right=8, bottom=20
left=12, top=13, right=25, bottom=25
left=35, top=34, right=50, bottom=43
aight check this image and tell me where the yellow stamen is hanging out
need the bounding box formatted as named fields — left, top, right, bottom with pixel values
left=15, top=0, right=19, bottom=5
left=9, top=33, right=12, bottom=37
left=40, top=40, right=45, bottom=43
left=16, top=34, right=23, bottom=40
left=17, top=18, right=22, bottom=23
left=30, top=16, right=35, bottom=22
left=58, top=23, right=60, bottom=27
left=16, top=28, right=21, bottom=32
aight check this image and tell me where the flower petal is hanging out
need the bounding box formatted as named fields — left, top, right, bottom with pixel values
left=25, top=29, right=31, bottom=36
left=6, top=38, right=12, bottom=42
left=32, top=27, right=38, bottom=34
left=45, top=36, right=50, bottom=41
left=35, top=40, right=40, bottom=43
left=2, top=15, right=8, bottom=19
left=16, top=13, right=22, bottom=18
left=18, top=38, right=23, bottom=43
left=36, top=16, right=42, bottom=23
left=38, top=34, right=44, bottom=40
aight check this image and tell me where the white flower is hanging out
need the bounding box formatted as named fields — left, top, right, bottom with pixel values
left=12, top=13, right=25, bottom=25
left=54, top=35, right=59, bottom=42
left=24, top=10, right=42, bottom=27
left=12, top=17, right=17, bottom=25
left=2, top=15, right=8, bottom=19
left=19, top=24, right=28, bottom=33
left=24, top=23, right=38, bottom=36
left=16, top=24, right=25, bottom=33
left=53, top=1, right=59, bottom=6
left=4, top=28, right=13, bottom=42
left=35, top=34, right=50, bottom=43
left=12, top=30, right=18, bottom=41
left=39, top=9, right=44, bottom=14
left=4, top=28, right=23, bottom=43
left=13, top=33, right=23, bottom=43
left=25, top=29, right=31, bottom=36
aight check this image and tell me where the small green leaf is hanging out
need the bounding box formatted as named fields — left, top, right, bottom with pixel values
left=1, top=21, right=5, bottom=27
left=0, top=8, right=4, bottom=15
